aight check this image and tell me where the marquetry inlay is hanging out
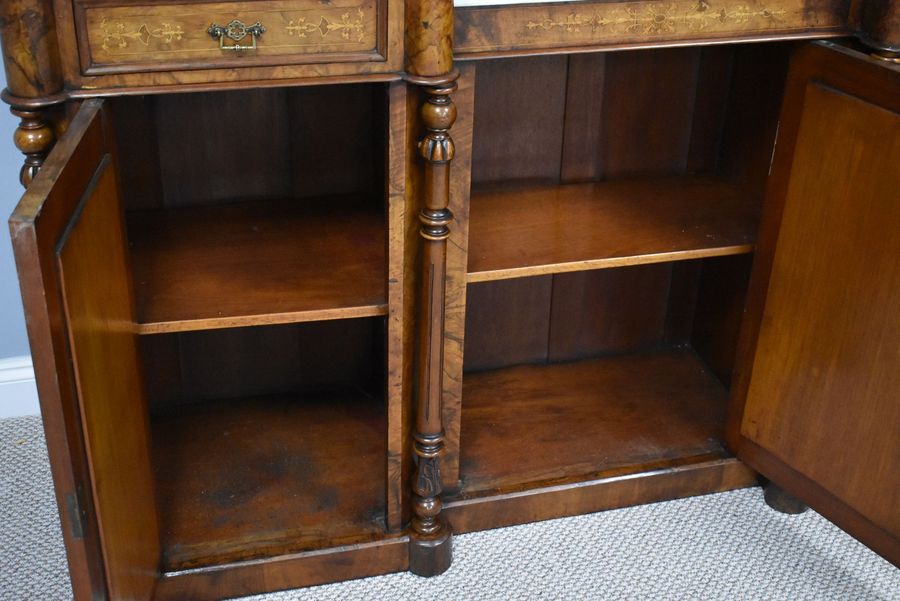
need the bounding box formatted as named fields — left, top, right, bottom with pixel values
left=286, top=8, right=367, bottom=42
left=79, top=0, right=380, bottom=69
left=100, top=19, right=185, bottom=51
left=454, top=0, right=848, bottom=55
left=525, top=2, right=787, bottom=35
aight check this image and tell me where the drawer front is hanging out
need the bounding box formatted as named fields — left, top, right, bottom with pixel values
left=75, top=0, right=384, bottom=74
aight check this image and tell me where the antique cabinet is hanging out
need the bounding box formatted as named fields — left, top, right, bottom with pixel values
left=1, top=0, right=898, bottom=598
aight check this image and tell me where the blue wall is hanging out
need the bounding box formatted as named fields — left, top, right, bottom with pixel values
left=0, top=70, right=33, bottom=359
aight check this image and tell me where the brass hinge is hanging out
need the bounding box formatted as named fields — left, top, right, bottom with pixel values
left=66, top=488, right=86, bottom=539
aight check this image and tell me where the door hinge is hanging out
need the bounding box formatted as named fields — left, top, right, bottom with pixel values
left=66, top=487, right=87, bottom=539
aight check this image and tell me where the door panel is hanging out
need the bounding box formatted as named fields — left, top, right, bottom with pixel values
left=10, top=100, right=160, bottom=600
left=729, top=42, right=900, bottom=564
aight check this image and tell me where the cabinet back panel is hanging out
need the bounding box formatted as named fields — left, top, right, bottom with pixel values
left=718, top=44, right=792, bottom=202
left=141, top=318, right=385, bottom=410
left=470, top=56, right=568, bottom=184
left=465, top=265, right=680, bottom=372
left=470, top=45, right=789, bottom=189
left=601, top=48, right=700, bottom=177
left=548, top=266, right=672, bottom=362
left=285, top=85, right=383, bottom=200
left=464, top=258, right=748, bottom=377
left=154, top=89, right=294, bottom=206
left=111, top=84, right=386, bottom=210
left=691, top=254, right=753, bottom=387
left=560, top=53, right=606, bottom=182
left=464, top=276, right=553, bottom=372
left=686, top=48, right=735, bottom=174
left=109, top=96, right=165, bottom=211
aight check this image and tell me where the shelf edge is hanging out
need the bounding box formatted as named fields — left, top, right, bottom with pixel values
left=136, top=304, right=389, bottom=335
left=467, top=244, right=755, bottom=283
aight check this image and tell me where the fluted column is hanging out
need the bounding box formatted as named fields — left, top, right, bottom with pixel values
left=408, top=75, right=457, bottom=576
left=405, top=0, right=457, bottom=576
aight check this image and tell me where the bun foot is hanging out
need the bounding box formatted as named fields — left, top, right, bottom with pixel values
left=764, top=482, right=808, bottom=514
left=409, top=530, right=452, bottom=577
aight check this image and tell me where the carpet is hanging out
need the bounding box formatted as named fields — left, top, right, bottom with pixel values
left=2, top=415, right=897, bottom=600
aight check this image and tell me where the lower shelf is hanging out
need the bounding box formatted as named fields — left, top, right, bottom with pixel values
left=151, top=390, right=386, bottom=571
left=456, top=347, right=738, bottom=495
left=447, top=347, right=757, bottom=531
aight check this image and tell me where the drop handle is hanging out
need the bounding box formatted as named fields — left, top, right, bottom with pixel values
left=207, top=19, right=266, bottom=51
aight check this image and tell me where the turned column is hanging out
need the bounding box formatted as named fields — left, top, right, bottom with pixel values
left=856, top=0, right=900, bottom=60
left=0, top=0, right=65, bottom=187
left=406, top=0, right=456, bottom=577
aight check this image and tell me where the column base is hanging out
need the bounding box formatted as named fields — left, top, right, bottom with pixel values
left=409, top=529, right=452, bottom=577
left=763, top=482, right=808, bottom=515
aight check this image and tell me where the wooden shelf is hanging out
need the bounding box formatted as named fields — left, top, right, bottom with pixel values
left=152, top=390, right=386, bottom=571
left=467, top=177, right=757, bottom=282
left=128, top=199, right=386, bottom=334
left=457, top=347, right=730, bottom=495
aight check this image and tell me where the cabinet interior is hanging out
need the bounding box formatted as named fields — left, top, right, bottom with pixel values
left=140, top=320, right=386, bottom=571
left=112, top=83, right=389, bottom=334
left=65, top=42, right=795, bottom=572
left=104, top=83, right=395, bottom=571
left=455, top=43, right=792, bottom=497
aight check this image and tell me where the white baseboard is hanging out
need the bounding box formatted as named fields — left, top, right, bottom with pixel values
left=0, top=355, right=40, bottom=418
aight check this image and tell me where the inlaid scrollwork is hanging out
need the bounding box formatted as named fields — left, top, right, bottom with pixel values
left=100, top=18, right=184, bottom=51
left=526, top=1, right=787, bottom=35
left=286, top=8, right=367, bottom=42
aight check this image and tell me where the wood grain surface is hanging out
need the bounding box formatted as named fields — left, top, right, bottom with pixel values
left=153, top=391, right=387, bottom=570
left=128, top=199, right=387, bottom=333
left=728, top=42, right=900, bottom=565
left=77, top=0, right=382, bottom=74
left=740, top=62, right=900, bottom=554
left=455, top=0, right=850, bottom=58
left=467, top=177, right=757, bottom=282
left=10, top=101, right=149, bottom=601
left=458, top=348, right=732, bottom=493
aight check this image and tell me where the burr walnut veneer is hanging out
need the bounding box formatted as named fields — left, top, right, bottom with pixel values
left=2, top=0, right=898, bottom=598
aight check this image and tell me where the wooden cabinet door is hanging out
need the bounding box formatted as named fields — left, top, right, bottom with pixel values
left=10, top=100, right=160, bottom=600
left=728, top=42, right=899, bottom=565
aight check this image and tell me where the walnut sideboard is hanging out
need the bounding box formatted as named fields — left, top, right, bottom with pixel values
left=1, top=0, right=898, bottom=598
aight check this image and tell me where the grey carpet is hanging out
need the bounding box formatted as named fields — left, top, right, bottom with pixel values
left=2, top=415, right=897, bottom=600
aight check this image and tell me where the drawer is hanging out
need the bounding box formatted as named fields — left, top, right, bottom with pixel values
left=74, top=0, right=386, bottom=75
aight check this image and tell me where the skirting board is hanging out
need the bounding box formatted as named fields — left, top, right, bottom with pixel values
left=0, top=355, right=39, bottom=418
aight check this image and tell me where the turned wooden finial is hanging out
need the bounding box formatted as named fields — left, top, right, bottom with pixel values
left=11, top=108, right=55, bottom=187
left=0, top=0, right=65, bottom=187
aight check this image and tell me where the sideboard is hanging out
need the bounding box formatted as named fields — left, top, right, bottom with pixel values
left=2, top=0, right=898, bottom=598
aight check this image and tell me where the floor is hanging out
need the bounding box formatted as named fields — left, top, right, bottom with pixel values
left=2, top=415, right=898, bottom=600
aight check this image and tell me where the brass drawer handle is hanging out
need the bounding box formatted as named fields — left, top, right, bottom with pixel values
left=207, top=19, right=266, bottom=51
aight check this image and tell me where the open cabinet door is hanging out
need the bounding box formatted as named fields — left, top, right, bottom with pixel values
left=9, top=100, right=160, bottom=600
left=728, top=42, right=899, bottom=564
